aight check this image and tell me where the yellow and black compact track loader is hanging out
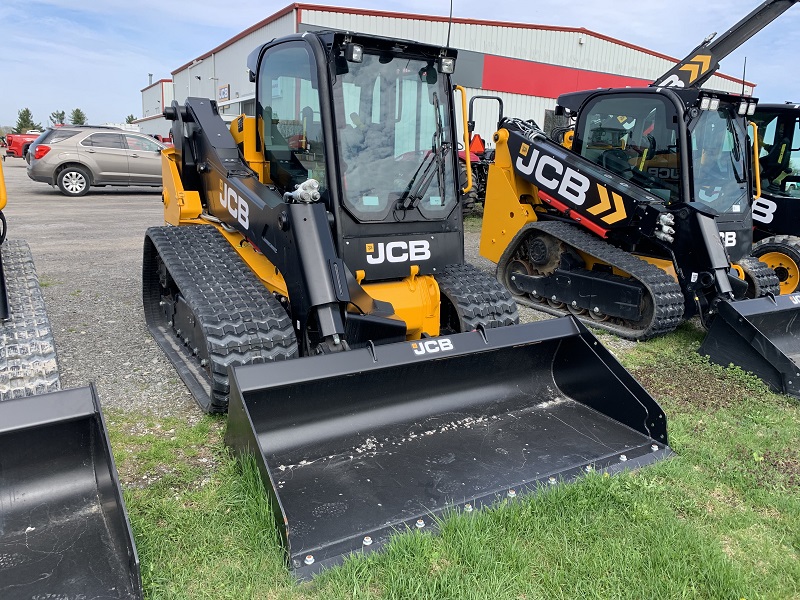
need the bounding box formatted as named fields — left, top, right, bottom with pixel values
left=479, top=0, right=800, bottom=399
left=750, top=102, right=800, bottom=294
left=0, top=160, right=142, bottom=599
left=145, top=31, right=673, bottom=577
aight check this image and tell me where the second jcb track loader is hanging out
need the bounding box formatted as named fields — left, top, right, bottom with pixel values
left=480, top=0, right=800, bottom=400
left=750, top=102, right=800, bottom=294
left=480, top=89, right=800, bottom=399
left=0, top=160, right=142, bottom=599
left=145, top=31, right=673, bottom=577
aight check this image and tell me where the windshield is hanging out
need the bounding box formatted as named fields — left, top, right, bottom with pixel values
left=690, top=107, right=749, bottom=214
left=752, top=110, right=800, bottom=195
left=333, top=52, right=457, bottom=222
left=576, top=94, right=682, bottom=204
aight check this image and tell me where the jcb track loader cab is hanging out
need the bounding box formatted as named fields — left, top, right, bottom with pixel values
left=0, top=161, right=142, bottom=599
left=750, top=103, right=800, bottom=294
left=145, top=31, right=673, bottom=577
left=479, top=86, right=800, bottom=399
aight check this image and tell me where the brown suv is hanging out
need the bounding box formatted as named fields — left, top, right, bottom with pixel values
left=27, top=126, right=165, bottom=197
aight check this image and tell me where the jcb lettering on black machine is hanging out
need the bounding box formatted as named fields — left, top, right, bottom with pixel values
left=515, top=146, right=591, bottom=206
left=366, top=240, right=431, bottom=265
left=411, top=338, right=454, bottom=356
left=220, top=183, right=251, bottom=229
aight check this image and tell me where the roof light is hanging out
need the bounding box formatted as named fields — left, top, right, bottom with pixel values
left=700, top=97, right=711, bottom=110
left=738, top=101, right=748, bottom=116
left=345, top=43, right=363, bottom=63
left=747, top=101, right=757, bottom=116
left=709, top=98, right=720, bottom=111
left=438, top=57, right=455, bottom=74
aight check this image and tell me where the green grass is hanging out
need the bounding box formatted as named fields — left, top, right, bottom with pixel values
left=109, top=322, right=800, bottom=599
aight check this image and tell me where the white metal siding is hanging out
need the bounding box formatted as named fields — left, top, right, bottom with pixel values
left=173, top=11, right=296, bottom=106
left=141, top=85, right=164, bottom=119
left=454, top=89, right=555, bottom=147
left=300, top=10, right=753, bottom=95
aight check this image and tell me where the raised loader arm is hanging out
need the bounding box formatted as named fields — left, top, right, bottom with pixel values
left=654, top=0, right=798, bottom=89
left=164, top=98, right=400, bottom=351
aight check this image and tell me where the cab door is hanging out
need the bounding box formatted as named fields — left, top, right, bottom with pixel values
left=124, top=134, right=164, bottom=185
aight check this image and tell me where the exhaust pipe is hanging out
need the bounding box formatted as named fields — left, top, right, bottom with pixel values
left=225, top=317, right=671, bottom=578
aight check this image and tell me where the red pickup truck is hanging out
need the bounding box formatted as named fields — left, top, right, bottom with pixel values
left=5, top=131, right=42, bottom=158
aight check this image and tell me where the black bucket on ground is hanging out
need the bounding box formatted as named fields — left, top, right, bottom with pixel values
left=0, top=385, right=142, bottom=600
left=225, top=317, right=672, bottom=579
left=700, top=294, right=800, bottom=399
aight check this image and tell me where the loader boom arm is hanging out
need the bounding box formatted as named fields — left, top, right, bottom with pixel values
left=166, top=98, right=355, bottom=344
left=653, top=0, right=798, bottom=89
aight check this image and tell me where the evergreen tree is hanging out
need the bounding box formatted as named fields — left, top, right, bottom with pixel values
left=125, top=114, right=137, bottom=124
left=49, top=110, right=66, bottom=126
left=13, top=108, right=43, bottom=133
left=69, top=108, right=88, bottom=125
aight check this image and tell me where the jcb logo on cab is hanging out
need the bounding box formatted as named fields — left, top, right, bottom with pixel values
left=412, top=338, right=454, bottom=356
left=719, top=231, right=737, bottom=247
left=366, top=241, right=431, bottom=264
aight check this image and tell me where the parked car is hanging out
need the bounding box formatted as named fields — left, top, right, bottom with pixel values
left=27, top=125, right=165, bottom=196
left=6, top=130, right=42, bottom=158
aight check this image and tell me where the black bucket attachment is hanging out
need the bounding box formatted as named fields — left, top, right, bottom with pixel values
left=700, top=294, right=800, bottom=399
left=0, top=385, right=142, bottom=600
left=225, top=317, right=672, bottom=579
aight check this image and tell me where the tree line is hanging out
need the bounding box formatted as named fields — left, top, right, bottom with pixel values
left=8, top=108, right=139, bottom=133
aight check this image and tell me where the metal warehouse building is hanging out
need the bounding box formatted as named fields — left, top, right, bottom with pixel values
left=136, top=3, right=753, bottom=138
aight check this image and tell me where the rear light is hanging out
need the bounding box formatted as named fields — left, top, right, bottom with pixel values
left=34, top=145, right=51, bottom=160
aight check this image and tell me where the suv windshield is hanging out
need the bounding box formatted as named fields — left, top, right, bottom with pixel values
left=333, top=52, right=457, bottom=222
left=690, top=107, right=749, bottom=214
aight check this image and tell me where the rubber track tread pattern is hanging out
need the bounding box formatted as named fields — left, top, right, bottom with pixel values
left=437, top=263, right=519, bottom=331
left=0, top=240, right=60, bottom=400
left=145, top=225, right=297, bottom=413
left=498, top=221, right=684, bottom=340
left=738, top=255, right=781, bottom=298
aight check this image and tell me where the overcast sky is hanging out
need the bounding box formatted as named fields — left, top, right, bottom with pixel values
left=2, top=0, right=798, bottom=128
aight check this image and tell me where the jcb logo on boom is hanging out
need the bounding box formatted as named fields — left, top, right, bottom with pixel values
left=366, top=241, right=431, bottom=264
left=515, top=145, right=590, bottom=206
left=220, top=183, right=250, bottom=229
left=412, top=338, right=454, bottom=356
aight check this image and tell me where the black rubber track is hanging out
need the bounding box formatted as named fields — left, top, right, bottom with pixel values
left=436, top=263, right=519, bottom=333
left=143, top=226, right=298, bottom=413
left=459, top=163, right=480, bottom=216
left=497, top=221, right=685, bottom=340
left=752, top=234, right=800, bottom=295
left=738, top=255, right=781, bottom=298
left=0, top=240, right=60, bottom=401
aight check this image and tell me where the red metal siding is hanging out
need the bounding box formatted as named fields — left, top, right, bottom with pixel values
left=482, top=55, right=651, bottom=98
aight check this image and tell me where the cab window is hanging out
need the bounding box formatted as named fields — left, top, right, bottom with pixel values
left=575, top=94, right=682, bottom=204
left=257, top=42, right=328, bottom=197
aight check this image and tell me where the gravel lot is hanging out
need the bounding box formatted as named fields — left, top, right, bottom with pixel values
left=1, top=158, right=546, bottom=419
left=2, top=158, right=197, bottom=418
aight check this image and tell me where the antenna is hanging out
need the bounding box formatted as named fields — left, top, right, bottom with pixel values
left=446, top=0, right=453, bottom=48
left=741, top=56, right=747, bottom=96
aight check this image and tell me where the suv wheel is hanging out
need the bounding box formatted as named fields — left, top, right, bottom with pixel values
left=57, top=167, right=90, bottom=197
